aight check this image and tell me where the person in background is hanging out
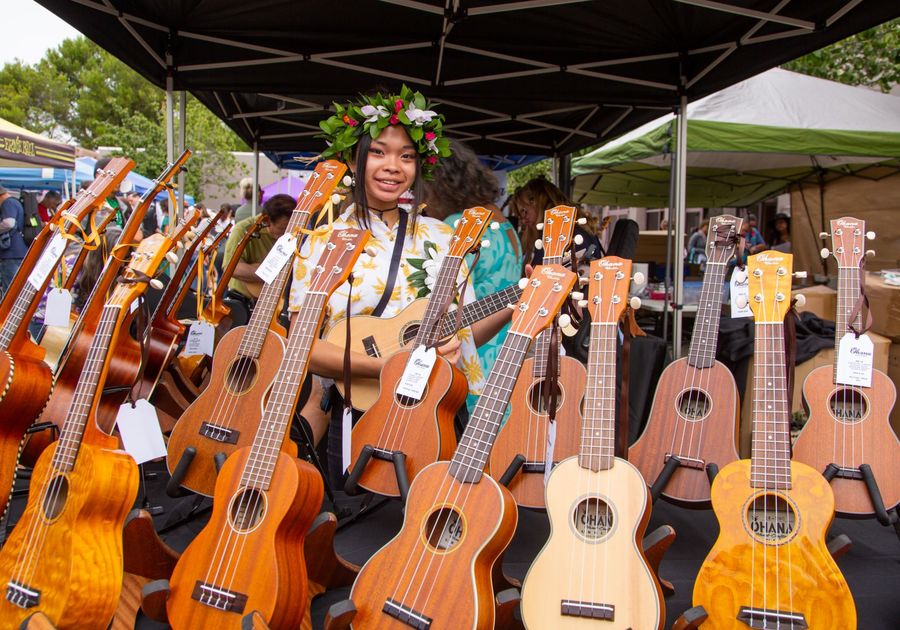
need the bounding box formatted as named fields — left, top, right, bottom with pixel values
left=94, top=157, right=142, bottom=244
left=687, top=219, right=709, bottom=265
left=659, top=218, right=669, bottom=231
left=37, top=190, right=62, bottom=224
left=0, top=185, right=28, bottom=299
left=234, top=178, right=264, bottom=223
left=767, top=212, right=791, bottom=253
left=745, top=213, right=766, bottom=254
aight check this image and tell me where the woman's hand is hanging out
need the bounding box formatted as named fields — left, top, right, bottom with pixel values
left=437, top=335, right=462, bottom=364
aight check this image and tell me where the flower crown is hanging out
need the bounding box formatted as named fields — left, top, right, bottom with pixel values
left=318, top=85, right=451, bottom=180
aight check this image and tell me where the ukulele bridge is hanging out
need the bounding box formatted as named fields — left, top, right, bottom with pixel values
left=200, top=422, right=240, bottom=444
left=191, top=580, right=248, bottom=613
left=664, top=453, right=705, bottom=469
left=5, top=581, right=40, bottom=609
left=561, top=599, right=614, bottom=620
left=383, top=597, right=432, bottom=629
left=737, top=606, right=808, bottom=629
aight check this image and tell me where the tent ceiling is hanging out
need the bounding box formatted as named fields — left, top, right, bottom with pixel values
left=38, top=1, right=899, bottom=155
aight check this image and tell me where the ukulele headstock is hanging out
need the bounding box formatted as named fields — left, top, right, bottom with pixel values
left=586, top=256, right=633, bottom=324
left=537, top=205, right=578, bottom=260
left=510, top=264, right=576, bottom=338
left=298, top=159, right=349, bottom=216
left=747, top=251, right=794, bottom=324
left=307, top=228, right=371, bottom=296
left=108, top=224, right=192, bottom=309
left=828, top=217, right=869, bottom=269
left=706, top=214, right=743, bottom=264
left=448, top=206, right=493, bottom=258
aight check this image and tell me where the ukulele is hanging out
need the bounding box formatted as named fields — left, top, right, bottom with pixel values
left=693, top=250, right=856, bottom=629
left=167, top=160, right=347, bottom=496
left=489, top=204, right=586, bottom=508
left=346, top=206, right=492, bottom=499
left=202, top=213, right=266, bottom=326
left=521, top=257, right=663, bottom=630
left=0, top=159, right=133, bottom=515
left=336, top=264, right=575, bottom=629
left=792, top=217, right=900, bottom=517
left=165, top=226, right=369, bottom=630
left=629, top=214, right=742, bottom=505
left=0, top=226, right=191, bottom=629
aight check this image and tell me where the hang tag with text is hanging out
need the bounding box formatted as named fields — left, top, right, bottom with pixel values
left=27, top=233, right=67, bottom=290
left=730, top=269, right=752, bottom=318
left=116, top=399, right=167, bottom=464
left=544, top=420, right=557, bottom=487
left=184, top=321, right=215, bottom=357
left=342, top=406, right=353, bottom=472
left=255, top=233, right=297, bottom=284
left=836, top=333, right=874, bottom=388
left=395, top=345, right=437, bottom=401
left=44, top=288, right=73, bottom=328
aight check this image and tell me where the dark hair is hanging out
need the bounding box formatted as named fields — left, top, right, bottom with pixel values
left=424, top=139, right=498, bottom=220
left=262, top=193, right=295, bottom=221
left=43, top=190, right=61, bottom=202
left=94, top=157, right=113, bottom=176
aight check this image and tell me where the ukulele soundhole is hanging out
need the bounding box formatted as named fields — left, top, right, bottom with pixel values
left=572, top=497, right=615, bottom=542
left=41, top=475, right=69, bottom=522
left=528, top=380, right=564, bottom=414
left=225, top=357, right=259, bottom=395
left=676, top=389, right=711, bottom=421
left=746, top=494, right=797, bottom=545
left=828, top=388, right=868, bottom=424
left=401, top=323, right=420, bottom=346
left=422, top=507, right=465, bottom=552
left=228, top=488, right=267, bottom=533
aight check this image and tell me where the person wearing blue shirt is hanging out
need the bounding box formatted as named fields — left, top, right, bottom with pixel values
left=746, top=213, right=767, bottom=254
left=0, top=185, right=29, bottom=299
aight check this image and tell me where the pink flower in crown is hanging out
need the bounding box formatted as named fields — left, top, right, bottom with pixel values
left=424, top=131, right=436, bottom=141
left=426, top=155, right=438, bottom=165
left=389, top=114, right=399, bottom=125
left=342, top=114, right=358, bottom=127
left=394, top=99, right=404, bottom=113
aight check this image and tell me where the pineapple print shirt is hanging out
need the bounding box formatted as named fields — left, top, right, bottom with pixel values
left=289, top=206, right=485, bottom=397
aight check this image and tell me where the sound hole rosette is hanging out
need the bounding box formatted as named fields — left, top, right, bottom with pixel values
left=41, top=474, right=70, bottom=523
left=400, top=322, right=421, bottom=347
left=742, top=492, right=800, bottom=546
left=569, top=494, right=617, bottom=544
left=224, top=356, right=260, bottom=396
left=525, top=379, right=565, bottom=415
left=674, top=387, right=712, bottom=423
left=227, top=487, right=268, bottom=534
left=827, top=386, right=869, bottom=425
left=419, top=504, right=466, bottom=555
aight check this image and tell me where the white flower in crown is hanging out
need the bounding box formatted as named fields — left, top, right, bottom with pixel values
left=405, top=105, right=437, bottom=126
left=425, top=137, right=438, bottom=153
left=360, top=104, right=389, bottom=123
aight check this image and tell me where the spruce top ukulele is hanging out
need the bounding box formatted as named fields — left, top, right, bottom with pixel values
left=629, top=214, right=743, bottom=506
left=693, top=250, right=856, bottom=630
left=793, top=217, right=899, bottom=518
left=521, top=256, right=663, bottom=630
left=489, top=204, right=586, bottom=508
left=167, top=160, right=348, bottom=496
left=166, top=226, right=369, bottom=630
left=337, top=264, right=576, bottom=630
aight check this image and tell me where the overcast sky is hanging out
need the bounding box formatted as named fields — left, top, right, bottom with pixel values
left=1, top=0, right=82, bottom=65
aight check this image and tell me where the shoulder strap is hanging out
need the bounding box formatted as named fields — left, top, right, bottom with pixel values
left=370, top=210, right=409, bottom=317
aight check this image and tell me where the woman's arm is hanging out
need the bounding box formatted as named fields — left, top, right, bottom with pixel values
left=471, top=307, right=512, bottom=347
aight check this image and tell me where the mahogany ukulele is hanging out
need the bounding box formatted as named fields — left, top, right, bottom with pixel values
left=521, top=256, right=663, bottom=630
left=792, top=217, right=900, bottom=519
left=202, top=213, right=267, bottom=326
left=693, top=250, right=856, bottom=629
left=629, top=214, right=743, bottom=506
left=331, top=263, right=576, bottom=630
left=345, top=206, right=492, bottom=500
left=166, top=160, right=347, bottom=496
left=165, top=226, right=369, bottom=629
left=0, top=225, right=190, bottom=629
left=489, top=204, right=586, bottom=508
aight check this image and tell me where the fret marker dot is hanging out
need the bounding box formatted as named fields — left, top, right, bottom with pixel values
left=767, top=382, right=772, bottom=387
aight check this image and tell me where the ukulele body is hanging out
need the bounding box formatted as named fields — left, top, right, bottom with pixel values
left=349, top=350, right=467, bottom=497
left=629, top=357, right=740, bottom=506
left=348, top=461, right=517, bottom=629
left=793, top=365, right=900, bottom=515
left=167, top=448, right=324, bottom=629
left=693, top=458, right=856, bottom=629
left=520, top=456, right=663, bottom=629
left=167, top=326, right=290, bottom=496
left=488, top=355, right=585, bottom=508
left=0, top=441, right=138, bottom=629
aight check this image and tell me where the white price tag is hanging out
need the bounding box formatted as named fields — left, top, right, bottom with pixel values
left=183, top=321, right=215, bottom=357
left=342, top=406, right=353, bottom=473
left=27, top=233, right=67, bottom=290
left=730, top=269, right=752, bottom=318
left=115, top=399, right=167, bottom=464
left=44, top=288, right=73, bottom=328
left=544, top=420, right=557, bottom=487
left=395, top=345, right=437, bottom=401
left=836, top=333, right=874, bottom=387
left=130, top=298, right=140, bottom=314
left=255, top=233, right=297, bottom=284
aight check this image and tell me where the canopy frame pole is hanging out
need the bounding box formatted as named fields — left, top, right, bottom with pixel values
left=672, top=94, right=688, bottom=359
left=165, top=59, right=174, bottom=164
left=662, top=123, right=676, bottom=347
left=252, top=140, right=259, bottom=216
left=557, top=153, right=572, bottom=198
left=177, top=91, right=186, bottom=212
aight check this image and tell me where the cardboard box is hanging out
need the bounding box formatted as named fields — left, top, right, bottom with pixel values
left=866, top=272, right=900, bottom=341
left=890, top=343, right=900, bottom=437
left=794, top=285, right=837, bottom=320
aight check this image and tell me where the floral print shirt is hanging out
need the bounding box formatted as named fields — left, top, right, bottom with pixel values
left=289, top=206, right=485, bottom=397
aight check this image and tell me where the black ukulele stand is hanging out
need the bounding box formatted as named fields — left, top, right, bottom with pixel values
left=822, top=462, right=900, bottom=540
left=673, top=606, right=709, bottom=629
left=344, top=444, right=411, bottom=504
left=647, top=454, right=719, bottom=503
left=137, top=463, right=166, bottom=516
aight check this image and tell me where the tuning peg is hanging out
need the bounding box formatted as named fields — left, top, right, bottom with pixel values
left=866, top=249, right=875, bottom=258
left=149, top=278, right=164, bottom=290
left=793, top=271, right=807, bottom=279
left=365, top=247, right=377, bottom=257
left=630, top=296, right=642, bottom=310
left=165, top=251, right=179, bottom=263
left=577, top=299, right=588, bottom=308
left=518, top=278, right=529, bottom=290
left=342, top=175, right=353, bottom=187
left=735, top=295, right=748, bottom=309
left=866, top=230, right=876, bottom=240
left=481, top=239, right=490, bottom=249
left=633, top=272, right=645, bottom=286
left=453, top=220, right=460, bottom=228
left=174, top=241, right=183, bottom=250
left=559, top=314, right=579, bottom=336
left=490, top=221, right=500, bottom=231
left=795, top=294, right=807, bottom=308
left=577, top=217, right=587, bottom=225
left=331, top=193, right=342, bottom=205
left=820, top=248, right=830, bottom=259
left=578, top=276, right=589, bottom=285
left=819, top=232, right=829, bottom=240
left=573, top=234, right=584, bottom=246
left=571, top=291, right=584, bottom=301
left=536, top=222, right=544, bottom=231
left=534, top=239, right=543, bottom=250
left=733, top=269, right=747, bottom=283
left=506, top=303, right=517, bottom=310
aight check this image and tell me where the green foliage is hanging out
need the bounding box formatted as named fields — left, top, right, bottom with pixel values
left=507, top=159, right=552, bottom=193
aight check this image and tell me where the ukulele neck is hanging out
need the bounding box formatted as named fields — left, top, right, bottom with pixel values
left=750, top=322, right=792, bottom=490
left=414, top=255, right=463, bottom=347
left=833, top=263, right=861, bottom=383
left=686, top=258, right=729, bottom=369
left=579, top=322, right=618, bottom=472
left=532, top=254, right=563, bottom=378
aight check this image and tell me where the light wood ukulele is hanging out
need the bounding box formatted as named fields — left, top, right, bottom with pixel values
left=521, top=256, right=663, bottom=630
left=693, top=250, right=856, bottom=630
left=0, top=224, right=191, bottom=630
left=165, top=226, right=369, bottom=630
left=792, top=217, right=899, bottom=519
left=629, top=215, right=742, bottom=506
left=329, top=264, right=576, bottom=630
left=489, top=204, right=587, bottom=508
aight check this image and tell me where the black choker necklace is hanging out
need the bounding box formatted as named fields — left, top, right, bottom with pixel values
left=369, top=205, right=400, bottom=215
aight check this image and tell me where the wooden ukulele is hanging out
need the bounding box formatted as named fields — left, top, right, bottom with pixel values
left=165, top=226, right=369, bottom=630
left=166, top=160, right=347, bottom=496
left=489, top=204, right=586, bottom=508
left=521, top=256, right=663, bottom=630
left=331, top=264, right=576, bottom=630
left=0, top=225, right=190, bottom=629
left=202, top=213, right=266, bottom=326
left=693, top=250, right=856, bottom=629
left=629, top=214, right=742, bottom=506
left=345, top=206, right=492, bottom=499
left=792, top=217, right=900, bottom=519
left=0, top=158, right=133, bottom=515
